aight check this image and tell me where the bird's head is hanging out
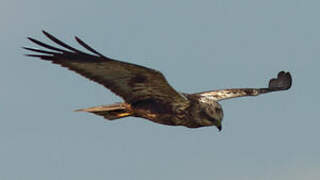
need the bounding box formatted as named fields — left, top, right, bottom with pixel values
left=199, top=100, right=224, bottom=131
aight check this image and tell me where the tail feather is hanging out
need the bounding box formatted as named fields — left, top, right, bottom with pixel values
left=75, top=103, right=133, bottom=120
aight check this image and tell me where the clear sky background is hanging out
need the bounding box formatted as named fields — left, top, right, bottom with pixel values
left=0, top=0, right=319, bottom=179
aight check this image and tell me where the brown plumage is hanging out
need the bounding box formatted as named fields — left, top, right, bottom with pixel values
left=24, top=31, right=292, bottom=130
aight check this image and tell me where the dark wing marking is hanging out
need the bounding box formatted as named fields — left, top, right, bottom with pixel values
left=268, top=71, right=292, bottom=91
left=24, top=31, right=188, bottom=108
left=195, top=71, right=292, bottom=101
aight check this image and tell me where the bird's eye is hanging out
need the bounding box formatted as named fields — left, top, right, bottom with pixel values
left=215, top=108, right=221, bottom=114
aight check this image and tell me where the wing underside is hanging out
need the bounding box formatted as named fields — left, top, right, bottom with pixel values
left=196, top=71, right=292, bottom=101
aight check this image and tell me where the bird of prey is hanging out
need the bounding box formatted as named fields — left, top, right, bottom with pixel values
left=24, top=31, right=292, bottom=131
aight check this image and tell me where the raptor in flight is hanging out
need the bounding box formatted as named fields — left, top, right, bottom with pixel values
left=24, top=31, right=292, bottom=131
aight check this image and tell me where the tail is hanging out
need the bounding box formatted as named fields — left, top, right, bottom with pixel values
left=75, top=103, right=133, bottom=120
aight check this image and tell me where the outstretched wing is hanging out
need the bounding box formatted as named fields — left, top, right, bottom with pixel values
left=195, top=71, right=292, bottom=101
left=24, top=31, right=188, bottom=107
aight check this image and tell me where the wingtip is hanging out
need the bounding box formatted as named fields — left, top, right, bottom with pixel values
left=74, top=36, right=84, bottom=45
left=279, top=71, right=292, bottom=89
left=27, top=37, right=36, bottom=42
left=42, top=30, right=54, bottom=39
left=42, top=30, right=49, bottom=36
left=74, top=35, right=105, bottom=57
left=24, top=54, right=42, bottom=57
left=268, top=71, right=292, bottom=90
left=74, top=36, right=80, bottom=41
left=22, top=46, right=36, bottom=51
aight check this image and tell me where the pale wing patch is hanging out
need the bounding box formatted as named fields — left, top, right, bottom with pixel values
left=195, top=71, right=292, bottom=101
left=199, top=89, right=259, bottom=101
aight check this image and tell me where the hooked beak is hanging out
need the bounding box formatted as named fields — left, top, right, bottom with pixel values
left=217, top=125, right=222, bottom=132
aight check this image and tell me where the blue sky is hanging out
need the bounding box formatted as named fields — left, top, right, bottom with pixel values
left=1, top=0, right=319, bottom=179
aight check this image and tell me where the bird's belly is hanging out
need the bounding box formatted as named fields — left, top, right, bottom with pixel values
left=133, top=109, right=206, bottom=128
